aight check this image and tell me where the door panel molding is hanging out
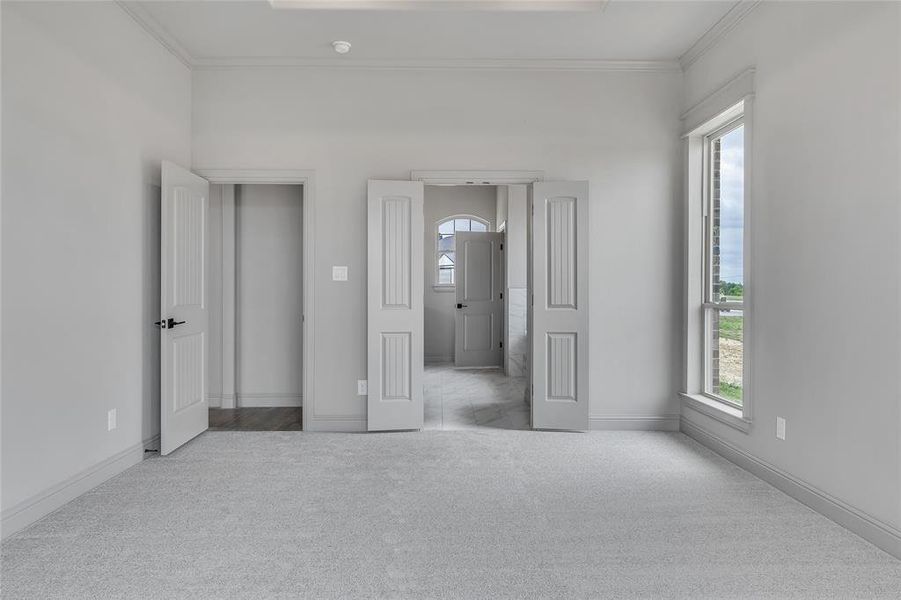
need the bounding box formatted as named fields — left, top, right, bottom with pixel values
left=161, top=161, right=210, bottom=454
left=455, top=232, right=504, bottom=367
left=367, top=180, right=424, bottom=431
left=531, top=181, right=590, bottom=431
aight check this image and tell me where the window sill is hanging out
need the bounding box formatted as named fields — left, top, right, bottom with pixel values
left=680, top=393, right=751, bottom=433
left=432, top=285, right=456, bottom=293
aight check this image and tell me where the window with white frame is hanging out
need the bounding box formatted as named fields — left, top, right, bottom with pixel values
left=703, top=118, right=745, bottom=406
left=436, top=216, right=489, bottom=286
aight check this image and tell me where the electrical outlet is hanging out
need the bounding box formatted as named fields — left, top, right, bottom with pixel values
left=776, top=417, right=786, bottom=441
left=108, top=409, right=117, bottom=431
left=357, top=380, right=368, bottom=396
left=332, top=266, right=348, bottom=281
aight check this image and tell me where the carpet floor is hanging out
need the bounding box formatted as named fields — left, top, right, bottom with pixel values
left=3, top=431, right=901, bottom=599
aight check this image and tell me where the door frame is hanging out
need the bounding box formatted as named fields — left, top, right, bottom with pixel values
left=411, top=170, right=544, bottom=186
left=195, top=169, right=316, bottom=431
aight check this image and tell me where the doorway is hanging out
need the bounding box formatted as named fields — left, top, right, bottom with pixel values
left=207, top=183, right=304, bottom=431
left=421, top=184, right=530, bottom=430
left=366, top=172, right=590, bottom=432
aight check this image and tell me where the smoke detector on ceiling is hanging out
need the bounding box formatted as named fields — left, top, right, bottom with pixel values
left=332, top=41, right=352, bottom=55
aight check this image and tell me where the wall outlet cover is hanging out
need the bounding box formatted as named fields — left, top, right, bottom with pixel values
left=357, top=380, right=368, bottom=395
left=332, top=266, right=348, bottom=281
left=108, top=408, right=117, bottom=431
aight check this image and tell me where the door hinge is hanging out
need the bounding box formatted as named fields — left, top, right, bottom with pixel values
left=499, top=341, right=503, bottom=349
left=500, top=292, right=504, bottom=300
left=500, top=243, right=503, bottom=251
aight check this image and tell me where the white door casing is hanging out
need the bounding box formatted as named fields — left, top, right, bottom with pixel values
left=161, top=161, right=210, bottom=454
left=531, top=181, right=590, bottom=431
left=367, top=180, right=425, bottom=431
left=454, top=232, right=504, bottom=367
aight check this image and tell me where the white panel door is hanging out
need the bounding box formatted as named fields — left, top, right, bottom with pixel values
left=161, top=161, right=209, bottom=455
left=367, top=180, right=424, bottom=431
left=531, top=181, right=590, bottom=431
left=454, top=232, right=504, bottom=367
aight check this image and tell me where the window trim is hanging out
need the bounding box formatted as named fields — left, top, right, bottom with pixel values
left=682, top=94, right=753, bottom=432
left=433, top=214, right=490, bottom=288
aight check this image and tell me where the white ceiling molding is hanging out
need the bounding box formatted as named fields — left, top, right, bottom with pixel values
left=411, top=170, right=544, bottom=185
left=116, top=1, right=194, bottom=68
left=678, top=0, right=761, bottom=71
left=190, top=57, right=680, bottom=72
left=681, top=67, right=754, bottom=135
left=269, top=0, right=609, bottom=11
left=117, top=0, right=714, bottom=74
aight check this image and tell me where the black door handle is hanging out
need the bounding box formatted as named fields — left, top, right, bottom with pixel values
left=166, top=318, right=186, bottom=329
left=456, top=303, right=468, bottom=309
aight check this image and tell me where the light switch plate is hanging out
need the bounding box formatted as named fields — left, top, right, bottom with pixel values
left=357, top=380, right=368, bottom=396
left=332, top=266, right=348, bottom=281
left=108, top=409, right=117, bottom=431
left=776, top=417, right=786, bottom=440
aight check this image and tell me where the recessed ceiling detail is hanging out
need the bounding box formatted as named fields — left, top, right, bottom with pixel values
left=269, top=0, right=609, bottom=11
left=121, top=1, right=752, bottom=70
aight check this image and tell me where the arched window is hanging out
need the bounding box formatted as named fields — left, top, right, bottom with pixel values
left=435, top=216, right=489, bottom=286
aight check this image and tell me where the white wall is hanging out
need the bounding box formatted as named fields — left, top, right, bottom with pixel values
left=207, top=185, right=225, bottom=404
left=681, top=2, right=901, bottom=530
left=1, top=1, right=191, bottom=518
left=423, top=185, right=496, bottom=362
left=496, top=186, right=508, bottom=231
left=504, top=185, right=528, bottom=377
left=236, top=184, right=304, bottom=406
left=193, top=67, right=684, bottom=430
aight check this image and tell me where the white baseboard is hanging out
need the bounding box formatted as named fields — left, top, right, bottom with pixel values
left=236, top=393, right=302, bottom=408
left=590, top=414, right=681, bottom=431
left=680, top=416, right=901, bottom=560
left=305, top=416, right=366, bottom=432
left=207, top=394, right=222, bottom=408
left=425, top=355, right=453, bottom=364
left=1, top=435, right=159, bottom=540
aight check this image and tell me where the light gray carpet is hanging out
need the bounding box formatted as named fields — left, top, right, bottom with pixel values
left=3, top=431, right=901, bottom=599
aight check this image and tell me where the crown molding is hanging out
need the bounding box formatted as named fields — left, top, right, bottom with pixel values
left=679, top=0, right=761, bottom=71
left=116, top=0, right=194, bottom=68
left=191, top=57, right=681, bottom=72
left=116, top=1, right=675, bottom=73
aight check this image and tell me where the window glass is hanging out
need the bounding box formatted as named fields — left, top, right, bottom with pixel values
left=712, top=125, right=744, bottom=302
left=435, top=217, right=488, bottom=285
left=705, top=121, right=745, bottom=406
left=707, top=308, right=743, bottom=405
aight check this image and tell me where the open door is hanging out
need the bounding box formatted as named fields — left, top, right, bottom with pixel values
left=367, top=180, right=424, bottom=431
left=160, top=161, right=209, bottom=455
left=531, top=181, right=590, bottom=431
left=454, top=232, right=504, bottom=367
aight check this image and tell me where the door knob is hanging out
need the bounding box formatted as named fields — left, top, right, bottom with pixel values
left=456, top=303, right=468, bottom=309
left=166, top=318, right=186, bottom=329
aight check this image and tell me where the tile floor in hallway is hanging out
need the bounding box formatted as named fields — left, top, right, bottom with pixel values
left=423, top=362, right=530, bottom=430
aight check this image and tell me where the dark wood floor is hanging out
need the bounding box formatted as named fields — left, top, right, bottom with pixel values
left=209, top=408, right=303, bottom=431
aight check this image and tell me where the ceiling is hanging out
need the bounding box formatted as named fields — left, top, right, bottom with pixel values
left=125, top=0, right=750, bottom=68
